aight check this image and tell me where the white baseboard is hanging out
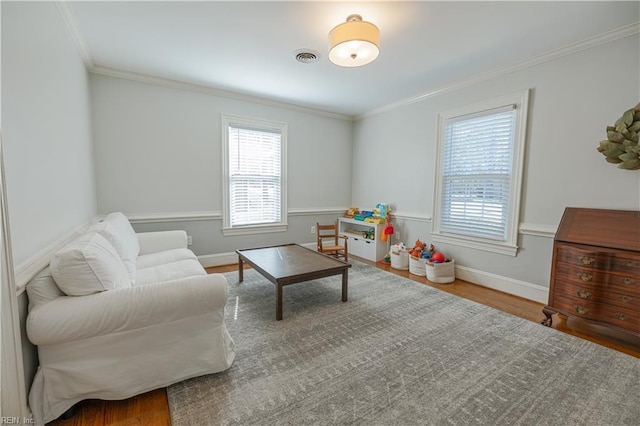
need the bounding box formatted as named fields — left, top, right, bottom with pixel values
left=198, top=243, right=317, bottom=268
left=454, top=264, right=549, bottom=304
left=197, top=246, right=548, bottom=304
left=198, top=252, right=238, bottom=268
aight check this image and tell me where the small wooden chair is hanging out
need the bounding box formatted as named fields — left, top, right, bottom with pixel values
left=316, top=221, right=348, bottom=261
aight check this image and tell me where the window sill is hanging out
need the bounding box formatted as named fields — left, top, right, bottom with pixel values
left=431, top=232, right=518, bottom=256
left=222, top=223, right=288, bottom=236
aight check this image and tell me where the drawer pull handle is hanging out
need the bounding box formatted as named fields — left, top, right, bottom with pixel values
left=615, top=313, right=626, bottom=321
left=578, top=256, right=595, bottom=265
left=575, top=306, right=588, bottom=315
left=579, top=273, right=593, bottom=282
left=621, top=296, right=632, bottom=303
left=576, top=290, right=591, bottom=299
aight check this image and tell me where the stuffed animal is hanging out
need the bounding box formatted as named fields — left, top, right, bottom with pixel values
left=390, top=242, right=407, bottom=255
left=410, top=239, right=426, bottom=258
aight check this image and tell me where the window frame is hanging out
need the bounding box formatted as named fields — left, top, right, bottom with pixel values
left=432, top=90, right=529, bottom=256
left=221, top=113, right=288, bottom=236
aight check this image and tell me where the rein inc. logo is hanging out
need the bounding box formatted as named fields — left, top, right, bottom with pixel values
left=0, top=418, right=33, bottom=425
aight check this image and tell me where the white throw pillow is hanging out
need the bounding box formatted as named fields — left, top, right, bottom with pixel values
left=50, top=233, right=132, bottom=296
left=89, top=212, right=140, bottom=282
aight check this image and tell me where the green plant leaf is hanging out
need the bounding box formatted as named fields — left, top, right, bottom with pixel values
left=618, top=158, right=640, bottom=169
left=621, top=108, right=635, bottom=126
left=607, top=131, right=625, bottom=142
left=619, top=152, right=639, bottom=161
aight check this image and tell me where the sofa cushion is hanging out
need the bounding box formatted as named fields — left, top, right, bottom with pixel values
left=26, top=267, right=65, bottom=309
left=50, top=233, right=132, bottom=296
left=135, top=259, right=206, bottom=286
left=136, top=248, right=197, bottom=270
left=89, top=212, right=140, bottom=282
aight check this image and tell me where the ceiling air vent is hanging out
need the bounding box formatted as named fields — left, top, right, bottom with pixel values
left=294, top=49, right=320, bottom=64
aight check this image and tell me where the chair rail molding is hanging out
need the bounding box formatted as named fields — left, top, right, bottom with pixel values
left=287, top=207, right=347, bottom=216
left=14, top=218, right=97, bottom=294
left=122, top=208, right=348, bottom=224
left=518, top=223, right=557, bottom=238
left=392, top=212, right=432, bottom=222
left=122, top=211, right=222, bottom=224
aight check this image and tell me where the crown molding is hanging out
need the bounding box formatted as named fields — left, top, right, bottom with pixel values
left=89, top=65, right=353, bottom=122
left=359, top=21, right=640, bottom=119
left=55, top=0, right=94, bottom=69
left=55, top=1, right=637, bottom=124
left=55, top=1, right=349, bottom=120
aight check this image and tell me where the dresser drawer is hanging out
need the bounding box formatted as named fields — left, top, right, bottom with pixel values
left=553, top=279, right=639, bottom=310
left=556, top=245, right=640, bottom=275
left=545, top=208, right=640, bottom=338
left=553, top=293, right=640, bottom=331
left=553, top=265, right=640, bottom=297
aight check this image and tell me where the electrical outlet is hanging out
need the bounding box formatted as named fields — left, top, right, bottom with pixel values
left=311, top=226, right=316, bottom=234
left=394, top=231, right=400, bottom=240
left=187, top=235, right=193, bottom=246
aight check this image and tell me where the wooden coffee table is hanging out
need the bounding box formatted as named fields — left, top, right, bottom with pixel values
left=236, top=244, right=351, bottom=320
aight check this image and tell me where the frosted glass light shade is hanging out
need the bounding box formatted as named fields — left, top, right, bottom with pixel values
left=329, top=15, right=379, bottom=67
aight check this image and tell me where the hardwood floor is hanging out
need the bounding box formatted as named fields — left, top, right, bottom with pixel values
left=48, top=258, right=640, bottom=425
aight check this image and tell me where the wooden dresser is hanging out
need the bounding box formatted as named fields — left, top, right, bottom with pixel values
left=542, top=208, right=640, bottom=338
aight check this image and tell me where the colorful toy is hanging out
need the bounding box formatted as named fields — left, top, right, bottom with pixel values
left=410, top=239, right=426, bottom=258
left=381, top=213, right=394, bottom=243
left=431, top=252, right=445, bottom=263
left=345, top=206, right=359, bottom=218
left=390, top=242, right=408, bottom=255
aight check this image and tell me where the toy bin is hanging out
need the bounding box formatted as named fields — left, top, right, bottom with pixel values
left=426, top=259, right=455, bottom=283
left=409, top=256, right=426, bottom=276
left=390, top=251, right=409, bottom=270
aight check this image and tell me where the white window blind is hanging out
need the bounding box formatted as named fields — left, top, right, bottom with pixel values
left=440, top=106, right=516, bottom=241
left=228, top=125, right=282, bottom=227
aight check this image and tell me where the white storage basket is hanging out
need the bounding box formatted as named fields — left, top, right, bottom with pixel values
left=390, top=251, right=409, bottom=270
left=426, top=259, right=455, bottom=283
left=409, top=256, right=426, bottom=276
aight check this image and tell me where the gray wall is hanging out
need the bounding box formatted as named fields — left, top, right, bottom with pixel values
left=90, top=74, right=353, bottom=253
left=1, top=0, right=98, bottom=407
left=2, top=1, right=97, bottom=266
left=352, top=35, right=640, bottom=290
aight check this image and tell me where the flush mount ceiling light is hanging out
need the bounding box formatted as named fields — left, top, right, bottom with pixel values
left=328, top=14, right=380, bottom=67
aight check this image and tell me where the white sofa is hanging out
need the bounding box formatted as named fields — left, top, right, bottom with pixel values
left=26, top=212, right=235, bottom=425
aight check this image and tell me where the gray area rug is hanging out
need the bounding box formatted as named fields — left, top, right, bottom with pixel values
left=168, top=261, right=640, bottom=425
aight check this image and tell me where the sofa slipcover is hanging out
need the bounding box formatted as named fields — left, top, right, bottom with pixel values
left=26, top=217, right=235, bottom=425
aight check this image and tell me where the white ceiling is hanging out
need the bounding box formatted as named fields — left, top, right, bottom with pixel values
left=68, top=1, right=640, bottom=117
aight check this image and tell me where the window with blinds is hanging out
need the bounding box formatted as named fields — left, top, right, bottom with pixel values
left=433, top=91, right=529, bottom=256
left=441, top=106, right=515, bottom=241
left=222, top=114, right=287, bottom=235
